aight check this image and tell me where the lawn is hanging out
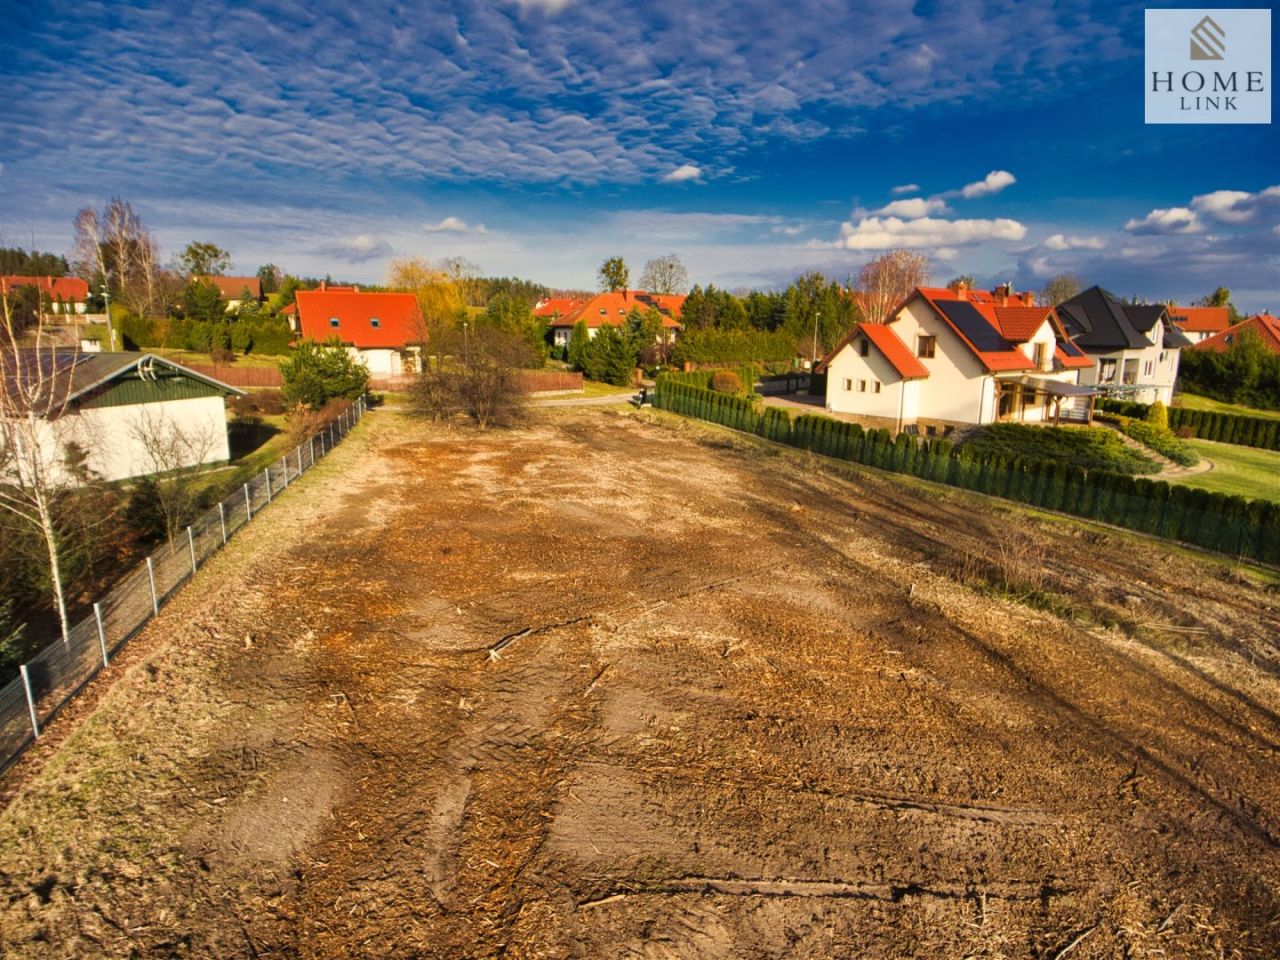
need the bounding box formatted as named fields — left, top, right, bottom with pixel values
left=1174, top=392, right=1280, bottom=422
left=582, top=379, right=634, bottom=397
left=1173, top=440, right=1280, bottom=502
left=959, top=423, right=1160, bottom=475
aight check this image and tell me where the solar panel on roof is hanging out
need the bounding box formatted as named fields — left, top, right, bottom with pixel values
left=1059, top=339, right=1086, bottom=357
left=935, top=300, right=1015, bottom=354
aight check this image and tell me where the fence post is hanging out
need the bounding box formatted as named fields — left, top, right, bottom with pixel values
left=265, top=467, right=272, bottom=502
left=19, top=664, right=39, bottom=738
left=310, top=435, right=316, bottom=466
left=219, top=502, right=227, bottom=545
left=244, top=482, right=252, bottom=520
left=188, top=526, right=198, bottom=575
left=94, top=602, right=109, bottom=667
left=296, top=446, right=303, bottom=476
left=146, top=556, right=159, bottom=615
left=281, top=456, right=289, bottom=488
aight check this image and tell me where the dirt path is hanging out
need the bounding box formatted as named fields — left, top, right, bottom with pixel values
left=1, top=408, right=1278, bottom=958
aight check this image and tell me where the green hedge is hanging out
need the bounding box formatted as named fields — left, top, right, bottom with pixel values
left=1099, top=399, right=1280, bottom=451
left=655, top=383, right=1280, bottom=564
left=670, top=329, right=797, bottom=365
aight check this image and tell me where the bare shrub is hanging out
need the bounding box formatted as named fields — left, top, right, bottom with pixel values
left=412, top=326, right=536, bottom=429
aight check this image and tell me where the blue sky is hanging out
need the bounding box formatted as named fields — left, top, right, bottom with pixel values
left=0, top=0, right=1276, bottom=310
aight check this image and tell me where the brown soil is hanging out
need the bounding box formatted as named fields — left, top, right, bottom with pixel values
left=1, top=407, right=1279, bottom=959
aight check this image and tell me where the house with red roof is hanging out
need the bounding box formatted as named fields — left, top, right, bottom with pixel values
left=194, top=275, right=264, bottom=312
left=1, top=275, right=91, bottom=315
left=294, top=289, right=425, bottom=376
left=819, top=283, right=1095, bottom=434
left=1192, top=313, right=1280, bottom=356
left=1167, top=305, right=1232, bottom=344
left=533, top=298, right=584, bottom=322
left=544, top=291, right=684, bottom=348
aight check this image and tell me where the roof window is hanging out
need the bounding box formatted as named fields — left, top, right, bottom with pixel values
left=329, top=317, right=340, bottom=328
left=370, top=317, right=380, bottom=328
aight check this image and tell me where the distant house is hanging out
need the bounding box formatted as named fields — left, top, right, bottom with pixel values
left=194, top=275, right=265, bottom=312
left=1056, top=287, right=1191, bottom=405
left=534, top=298, right=584, bottom=323
left=3, top=351, right=242, bottom=483
left=820, top=283, right=1094, bottom=434
left=1192, top=313, right=1280, bottom=355
left=0, top=276, right=91, bottom=315
left=545, top=291, right=684, bottom=348
left=294, top=288, right=424, bottom=376
left=1167, top=305, right=1232, bottom=344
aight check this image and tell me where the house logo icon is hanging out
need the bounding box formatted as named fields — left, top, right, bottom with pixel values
left=1190, top=14, right=1225, bottom=60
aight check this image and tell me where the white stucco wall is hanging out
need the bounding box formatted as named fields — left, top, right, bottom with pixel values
left=890, top=298, right=995, bottom=424
left=1077, top=320, right=1179, bottom=404
left=28, top=395, right=232, bottom=484
left=825, top=338, right=910, bottom=424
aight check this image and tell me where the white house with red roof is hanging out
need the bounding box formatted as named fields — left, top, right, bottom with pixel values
left=294, top=288, right=425, bottom=376
left=1192, top=313, right=1280, bottom=356
left=1, top=276, right=91, bottom=315
left=820, top=283, right=1094, bottom=434
left=544, top=291, right=684, bottom=348
left=1167, top=305, right=1231, bottom=344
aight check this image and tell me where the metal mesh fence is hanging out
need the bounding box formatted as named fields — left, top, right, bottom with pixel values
left=0, top=397, right=366, bottom=773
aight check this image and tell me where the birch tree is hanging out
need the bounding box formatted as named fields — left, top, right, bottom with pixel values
left=0, top=293, right=88, bottom=642
left=128, top=408, right=218, bottom=545
left=857, top=249, right=931, bottom=325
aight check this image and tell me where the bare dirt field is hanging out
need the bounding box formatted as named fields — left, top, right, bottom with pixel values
left=2, top=407, right=1279, bottom=958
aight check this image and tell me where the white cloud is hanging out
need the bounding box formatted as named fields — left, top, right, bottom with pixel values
left=891, top=183, right=920, bottom=195
left=959, top=170, right=1017, bottom=199
left=1124, top=207, right=1202, bottom=235
left=838, top=215, right=1026, bottom=250
left=509, top=0, right=577, bottom=12
left=317, top=234, right=394, bottom=263
left=661, top=164, right=703, bottom=183
left=424, top=216, right=486, bottom=234
left=1191, top=190, right=1255, bottom=223
left=875, top=197, right=948, bottom=219
left=1043, top=233, right=1105, bottom=251
left=772, top=224, right=805, bottom=236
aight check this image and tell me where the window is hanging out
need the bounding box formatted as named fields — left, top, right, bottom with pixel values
left=858, top=379, right=867, bottom=392
left=859, top=339, right=870, bottom=357
left=873, top=381, right=882, bottom=393
left=917, top=335, right=936, bottom=358
left=843, top=378, right=852, bottom=391
left=1033, top=342, right=1048, bottom=369
left=329, top=317, right=340, bottom=328
left=1099, top=359, right=1117, bottom=382
left=1143, top=359, right=1153, bottom=377
left=370, top=317, right=381, bottom=328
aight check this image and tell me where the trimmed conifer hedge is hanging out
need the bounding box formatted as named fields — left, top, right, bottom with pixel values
left=1098, top=399, right=1280, bottom=451
left=653, top=382, right=1280, bottom=563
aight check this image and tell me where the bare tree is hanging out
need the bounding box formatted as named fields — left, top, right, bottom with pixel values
left=128, top=408, right=218, bottom=545
left=639, top=254, right=690, bottom=295
left=0, top=294, right=88, bottom=642
left=857, top=249, right=931, bottom=325
left=388, top=257, right=466, bottom=365
left=71, top=207, right=108, bottom=283
left=1039, top=273, right=1083, bottom=306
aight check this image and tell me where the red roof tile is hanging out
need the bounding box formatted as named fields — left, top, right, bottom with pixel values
left=1192, top=314, right=1280, bottom=355
left=196, top=275, right=263, bottom=300
left=912, top=287, right=1035, bottom=373
left=295, top=290, right=424, bottom=348
left=1, top=275, right=90, bottom=301
left=548, top=291, right=684, bottom=329
left=858, top=324, right=930, bottom=379
left=1168, top=305, right=1231, bottom=334
left=991, top=305, right=1053, bottom=342
left=533, top=298, right=583, bottom=318
left=1054, top=345, right=1095, bottom=369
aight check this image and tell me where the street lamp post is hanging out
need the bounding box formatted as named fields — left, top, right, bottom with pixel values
left=101, top=278, right=116, bottom=351
left=812, top=310, right=820, bottom=371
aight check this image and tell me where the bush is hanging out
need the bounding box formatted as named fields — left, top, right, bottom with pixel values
left=709, top=371, right=743, bottom=394
left=1117, top=416, right=1200, bottom=467
left=1146, top=400, right=1168, bottom=430
left=960, top=423, right=1159, bottom=475
left=280, top=340, right=370, bottom=410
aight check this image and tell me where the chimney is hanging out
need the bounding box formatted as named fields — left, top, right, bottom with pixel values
left=954, top=279, right=969, bottom=300
left=994, top=282, right=1012, bottom=305
left=319, top=280, right=327, bottom=291
left=1022, top=291, right=1036, bottom=306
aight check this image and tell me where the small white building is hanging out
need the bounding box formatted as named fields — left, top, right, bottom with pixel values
left=4, top=352, right=242, bottom=484
left=1057, top=287, right=1190, bottom=405
left=821, top=284, right=1095, bottom=435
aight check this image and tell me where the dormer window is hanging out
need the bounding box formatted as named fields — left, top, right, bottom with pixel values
left=370, top=317, right=381, bottom=328
left=329, top=317, right=340, bottom=328
left=859, top=339, right=869, bottom=357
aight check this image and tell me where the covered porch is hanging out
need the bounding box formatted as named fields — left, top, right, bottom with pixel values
left=995, top=376, right=1098, bottom=426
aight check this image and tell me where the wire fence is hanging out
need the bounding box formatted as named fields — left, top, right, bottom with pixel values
left=0, top=396, right=367, bottom=775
